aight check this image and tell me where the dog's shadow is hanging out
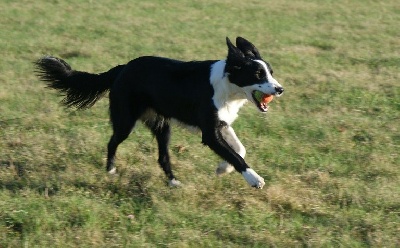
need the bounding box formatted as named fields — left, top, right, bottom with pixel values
left=0, top=159, right=153, bottom=206
left=106, top=168, right=154, bottom=205
left=0, top=160, right=62, bottom=196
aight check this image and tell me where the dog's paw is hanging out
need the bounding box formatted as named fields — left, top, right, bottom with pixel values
left=216, top=161, right=235, bottom=176
left=169, top=179, right=182, bottom=187
left=108, top=167, right=117, bottom=175
left=241, top=168, right=265, bottom=189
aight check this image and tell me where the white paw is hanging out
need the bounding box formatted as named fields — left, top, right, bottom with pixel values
left=108, top=167, right=117, bottom=175
left=241, top=168, right=265, bottom=189
left=168, top=179, right=182, bottom=187
left=216, top=161, right=235, bottom=176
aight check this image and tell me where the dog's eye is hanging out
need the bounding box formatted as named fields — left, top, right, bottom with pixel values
left=256, top=70, right=266, bottom=79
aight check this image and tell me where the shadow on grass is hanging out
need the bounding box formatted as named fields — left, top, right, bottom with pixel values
left=106, top=172, right=154, bottom=207
left=0, top=160, right=64, bottom=196
left=1, top=160, right=25, bottom=176
left=1, top=159, right=153, bottom=209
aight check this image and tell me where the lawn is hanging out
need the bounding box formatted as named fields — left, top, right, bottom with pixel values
left=0, top=0, right=399, bottom=247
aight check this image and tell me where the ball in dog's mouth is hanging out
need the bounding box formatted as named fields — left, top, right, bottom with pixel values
left=252, top=90, right=274, bottom=112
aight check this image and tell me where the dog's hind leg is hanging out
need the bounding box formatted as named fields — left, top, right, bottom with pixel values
left=106, top=99, right=145, bottom=174
left=216, top=126, right=246, bottom=175
left=145, top=117, right=181, bottom=187
left=106, top=116, right=136, bottom=174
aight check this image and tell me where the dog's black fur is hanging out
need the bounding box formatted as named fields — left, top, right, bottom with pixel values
left=35, top=37, right=283, bottom=188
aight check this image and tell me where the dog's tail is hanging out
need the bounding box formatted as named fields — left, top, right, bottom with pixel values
left=34, top=56, right=125, bottom=109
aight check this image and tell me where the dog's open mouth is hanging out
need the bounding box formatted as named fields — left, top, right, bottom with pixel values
left=252, top=90, right=274, bottom=112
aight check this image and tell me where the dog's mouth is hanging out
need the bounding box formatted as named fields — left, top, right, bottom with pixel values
left=252, top=90, right=274, bottom=112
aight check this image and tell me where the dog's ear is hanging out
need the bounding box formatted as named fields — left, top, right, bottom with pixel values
left=226, top=37, right=245, bottom=72
left=235, top=37, right=262, bottom=60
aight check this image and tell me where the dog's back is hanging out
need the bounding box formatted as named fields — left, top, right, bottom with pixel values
left=110, top=56, right=218, bottom=126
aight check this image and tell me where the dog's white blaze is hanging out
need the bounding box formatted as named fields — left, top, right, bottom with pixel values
left=254, top=59, right=282, bottom=89
left=210, top=60, right=248, bottom=125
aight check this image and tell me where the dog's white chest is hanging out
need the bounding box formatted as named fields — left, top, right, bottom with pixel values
left=209, top=60, right=248, bottom=125
left=217, top=99, right=247, bottom=125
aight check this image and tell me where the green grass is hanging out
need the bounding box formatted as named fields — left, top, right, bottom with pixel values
left=1, top=0, right=399, bottom=247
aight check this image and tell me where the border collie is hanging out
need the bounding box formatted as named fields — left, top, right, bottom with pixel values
left=35, top=37, right=284, bottom=189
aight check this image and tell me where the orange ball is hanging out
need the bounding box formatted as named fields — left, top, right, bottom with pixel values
left=261, top=94, right=274, bottom=104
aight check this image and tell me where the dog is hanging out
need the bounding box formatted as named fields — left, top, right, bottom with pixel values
left=35, top=37, right=284, bottom=189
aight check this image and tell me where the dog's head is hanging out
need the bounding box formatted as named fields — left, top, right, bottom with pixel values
left=225, top=37, right=284, bottom=112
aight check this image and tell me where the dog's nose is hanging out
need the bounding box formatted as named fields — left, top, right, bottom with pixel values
left=275, top=86, right=284, bottom=95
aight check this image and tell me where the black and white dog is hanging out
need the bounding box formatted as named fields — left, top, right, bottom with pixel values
left=35, top=37, right=284, bottom=189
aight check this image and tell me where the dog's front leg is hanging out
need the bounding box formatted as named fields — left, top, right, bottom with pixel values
left=201, top=123, right=265, bottom=189
left=216, top=126, right=246, bottom=175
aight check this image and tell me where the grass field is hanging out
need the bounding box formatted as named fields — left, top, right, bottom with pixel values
left=1, top=0, right=399, bottom=247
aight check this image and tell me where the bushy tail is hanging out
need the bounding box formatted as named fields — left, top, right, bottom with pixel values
left=34, top=56, right=125, bottom=109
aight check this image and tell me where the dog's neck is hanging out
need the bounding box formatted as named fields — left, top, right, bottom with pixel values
left=210, top=60, right=247, bottom=125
